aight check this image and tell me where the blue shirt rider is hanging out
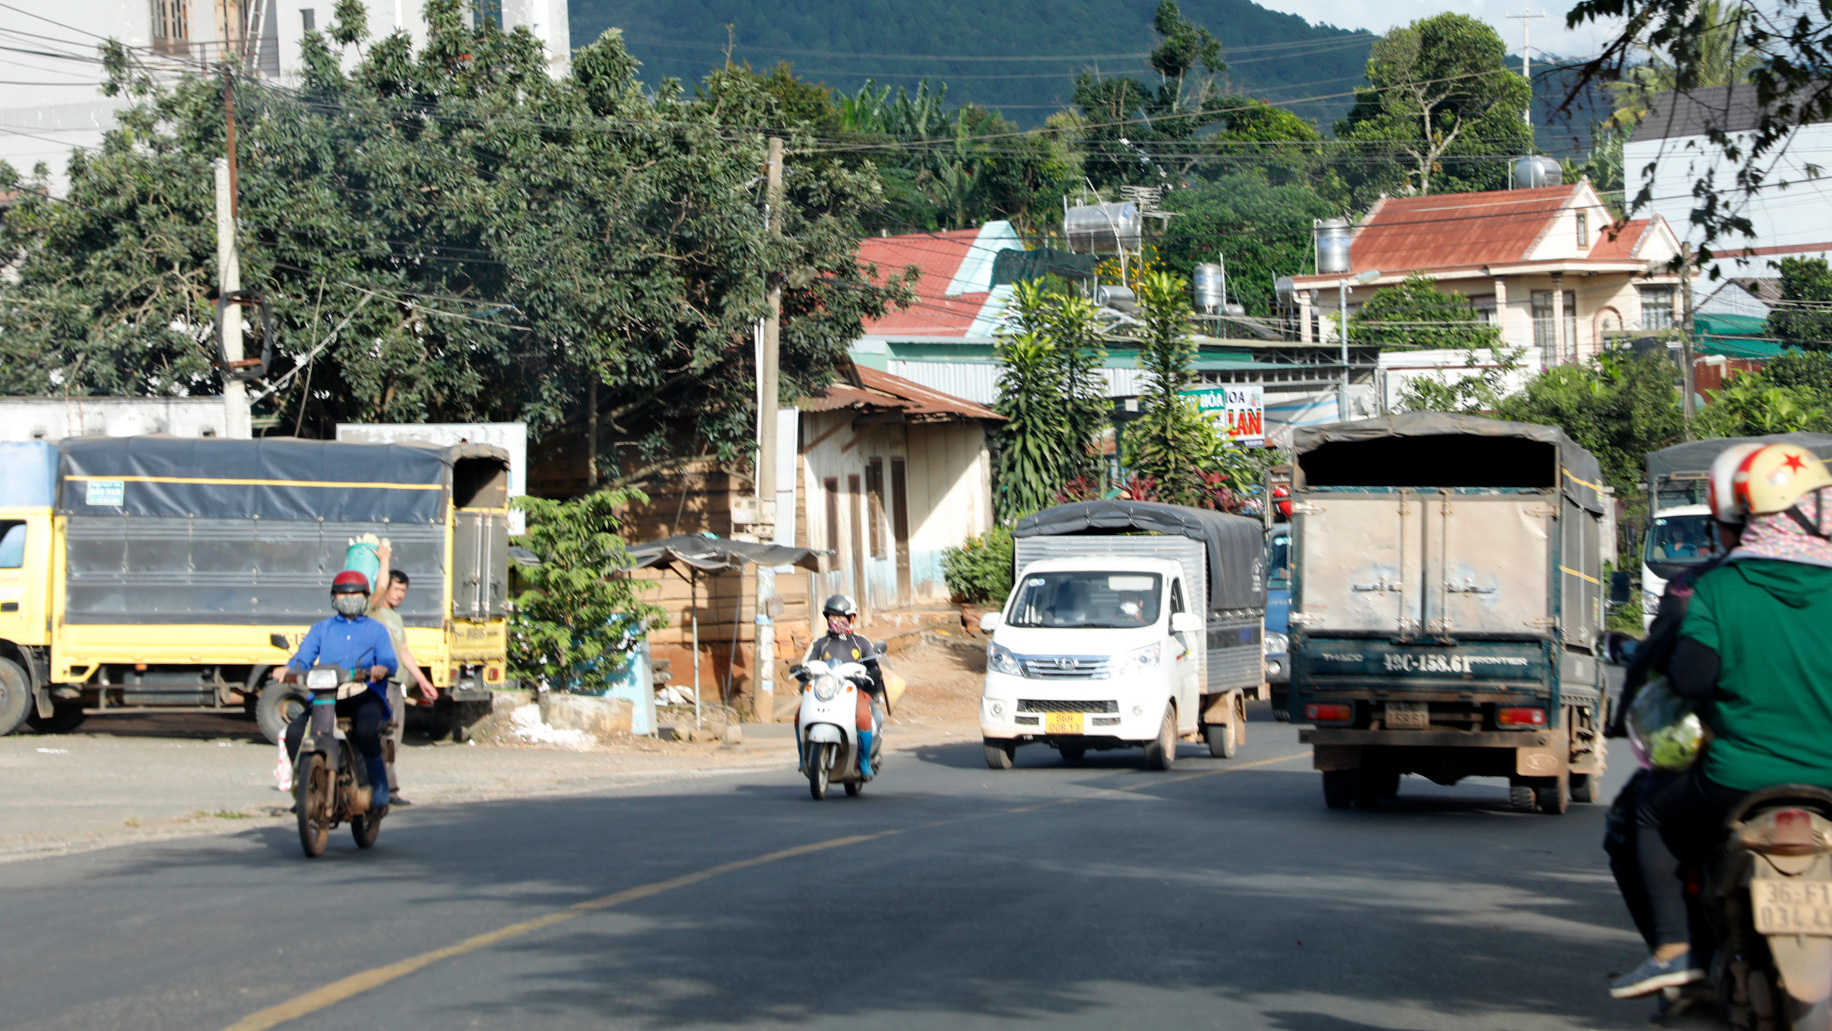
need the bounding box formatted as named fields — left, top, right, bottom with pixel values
left=276, top=570, right=399, bottom=810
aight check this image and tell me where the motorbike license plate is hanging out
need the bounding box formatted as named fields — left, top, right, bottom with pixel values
left=1045, top=712, right=1084, bottom=735
left=1751, top=879, right=1832, bottom=936
left=1385, top=702, right=1429, bottom=729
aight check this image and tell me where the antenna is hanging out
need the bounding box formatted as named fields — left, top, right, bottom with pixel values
left=1508, top=8, right=1545, bottom=127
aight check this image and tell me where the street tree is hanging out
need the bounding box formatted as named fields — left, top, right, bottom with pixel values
left=1768, top=257, right=1832, bottom=351
left=1696, top=372, right=1832, bottom=436
left=1492, top=350, right=1685, bottom=497
left=1351, top=275, right=1504, bottom=350
left=1336, top=13, right=1532, bottom=199
left=1073, top=0, right=1230, bottom=187
left=1126, top=271, right=1225, bottom=506
left=1156, top=171, right=1344, bottom=317
left=1601, top=0, right=1760, bottom=130
left=989, top=281, right=1109, bottom=522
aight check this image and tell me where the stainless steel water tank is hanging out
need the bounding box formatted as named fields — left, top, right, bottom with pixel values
left=1065, top=202, right=1143, bottom=254
left=1512, top=155, right=1563, bottom=188
left=1192, top=263, right=1225, bottom=312
left=1094, top=284, right=1136, bottom=310
left=1314, top=218, right=1352, bottom=275
left=1275, top=276, right=1297, bottom=306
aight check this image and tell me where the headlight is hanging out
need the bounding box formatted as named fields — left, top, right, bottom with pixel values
left=987, top=642, right=1023, bottom=676
left=304, top=668, right=340, bottom=689
left=811, top=676, right=839, bottom=702
left=1118, top=642, right=1161, bottom=677
left=1263, top=632, right=1289, bottom=655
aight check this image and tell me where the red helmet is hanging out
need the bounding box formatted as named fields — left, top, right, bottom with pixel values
left=331, top=570, right=371, bottom=594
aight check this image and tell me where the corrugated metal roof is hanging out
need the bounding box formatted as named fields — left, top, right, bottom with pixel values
left=855, top=224, right=1024, bottom=337
left=802, top=362, right=1003, bottom=421
left=1340, top=185, right=1581, bottom=272
left=1628, top=83, right=1779, bottom=143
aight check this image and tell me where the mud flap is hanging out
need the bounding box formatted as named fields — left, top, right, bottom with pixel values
left=1313, top=744, right=1361, bottom=771
left=1516, top=744, right=1564, bottom=777
left=33, top=683, right=53, bottom=719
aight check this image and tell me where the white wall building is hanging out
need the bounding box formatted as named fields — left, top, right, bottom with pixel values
left=0, top=396, right=227, bottom=440
left=0, top=0, right=568, bottom=191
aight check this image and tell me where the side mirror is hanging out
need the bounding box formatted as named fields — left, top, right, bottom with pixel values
left=1607, top=571, right=1632, bottom=607
left=1169, top=612, right=1202, bottom=634
left=873, top=640, right=889, bottom=655
left=978, top=612, right=1003, bottom=633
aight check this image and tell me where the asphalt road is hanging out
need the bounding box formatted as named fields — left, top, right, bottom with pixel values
left=3, top=709, right=1658, bottom=1031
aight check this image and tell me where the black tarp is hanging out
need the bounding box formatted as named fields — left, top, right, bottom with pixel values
left=54, top=436, right=501, bottom=524
left=1293, top=412, right=1607, bottom=514
left=1012, top=501, right=1266, bottom=611
left=1646, top=433, right=1832, bottom=486
left=990, top=247, right=1102, bottom=287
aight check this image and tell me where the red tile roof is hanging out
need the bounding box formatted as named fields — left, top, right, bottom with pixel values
left=856, top=228, right=1003, bottom=337
left=1341, top=185, right=1582, bottom=273
left=803, top=362, right=1003, bottom=422
left=1589, top=219, right=1652, bottom=261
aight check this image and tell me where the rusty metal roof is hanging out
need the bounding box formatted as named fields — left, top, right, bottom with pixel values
left=802, top=363, right=1003, bottom=422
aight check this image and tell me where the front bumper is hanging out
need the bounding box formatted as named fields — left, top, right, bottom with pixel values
left=980, top=670, right=1163, bottom=742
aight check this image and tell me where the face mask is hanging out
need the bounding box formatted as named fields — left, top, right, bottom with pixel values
left=827, top=616, right=851, bottom=636
left=333, top=593, right=368, bottom=618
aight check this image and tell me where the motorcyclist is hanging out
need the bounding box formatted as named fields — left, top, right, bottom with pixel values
left=274, top=570, right=399, bottom=811
left=1611, top=443, right=1832, bottom=999
left=1603, top=443, right=1754, bottom=986
left=799, top=594, right=884, bottom=777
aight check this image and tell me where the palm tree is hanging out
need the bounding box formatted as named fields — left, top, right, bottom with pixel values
left=1606, top=0, right=1762, bottom=130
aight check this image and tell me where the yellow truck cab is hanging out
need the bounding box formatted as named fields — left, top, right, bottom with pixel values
left=0, top=437, right=511, bottom=742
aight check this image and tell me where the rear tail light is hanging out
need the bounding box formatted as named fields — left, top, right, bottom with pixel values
left=1767, top=808, right=1822, bottom=856
left=1305, top=703, right=1353, bottom=722
left=486, top=666, right=503, bottom=682
left=1497, top=707, right=1546, bottom=727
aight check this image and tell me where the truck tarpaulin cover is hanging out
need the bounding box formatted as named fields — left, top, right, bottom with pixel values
left=1647, top=433, right=1832, bottom=485
left=1293, top=413, right=1606, bottom=515
left=1013, top=501, right=1266, bottom=612
left=55, top=436, right=463, bottom=522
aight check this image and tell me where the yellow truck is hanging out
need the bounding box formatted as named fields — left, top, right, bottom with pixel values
left=0, top=437, right=512, bottom=742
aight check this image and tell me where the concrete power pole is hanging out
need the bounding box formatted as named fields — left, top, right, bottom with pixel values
left=1508, top=9, right=1544, bottom=127
left=214, top=156, right=252, bottom=440
left=753, top=136, right=785, bottom=713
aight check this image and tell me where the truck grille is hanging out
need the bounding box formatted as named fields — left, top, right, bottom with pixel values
left=1020, top=656, right=1109, bottom=679
left=1018, top=699, right=1119, bottom=714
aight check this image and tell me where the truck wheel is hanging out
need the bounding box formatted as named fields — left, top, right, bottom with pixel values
left=1322, top=770, right=1353, bottom=810
left=982, top=739, right=1015, bottom=770
left=1204, top=723, right=1237, bottom=759
left=1270, top=686, right=1290, bottom=722
left=0, top=657, right=32, bottom=736
left=1534, top=774, right=1570, bottom=815
left=257, top=683, right=309, bottom=746
left=26, top=700, right=86, bottom=734
left=1508, top=782, right=1536, bottom=813
left=1142, top=706, right=1177, bottom=771
left=1571, top=773, right=1597, bottom=804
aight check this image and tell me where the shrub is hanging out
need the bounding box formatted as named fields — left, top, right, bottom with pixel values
left=942, top=527, right=1015, bottom=605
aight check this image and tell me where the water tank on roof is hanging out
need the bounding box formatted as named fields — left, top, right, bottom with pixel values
left=1094, top=284, right=1136, bottom=310
left=1192, top=263, right=1225, bottom=313
left=1064, top=202, right=1143, bottom=254
left=1512, top=155, right=1563, bottom=189
left=1275, top=276, right=1298, bottom=307
left=1314, top=218, right=1352, bottom=276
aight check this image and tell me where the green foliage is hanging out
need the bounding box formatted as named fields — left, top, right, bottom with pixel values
left=1336, top=13, right=1533, bottom=200
left=1765, top=349, right=1832, bottom=394
left=1768, top=257, right=1832, bottom=351
left=1351, top=275, right=1503, bottom=351
left=1696, top=372, right=1832, bottom=436
left=1491, top=350, right=1685, bottom=497
left=1600, top=0, right=1760, bottom=131
left=1126, top=271, right=1227, bottom=506
left=990, top=282, right=1109, bottom=522
left=0, top=13, right=909, bottom=472
left=1155, top=171, right=1343, bottom=316
left=1396, top=345, right=1524, bottom=413
left=509, top=490, right=666, bottom=693
left=941, top=526, right=1015, bottom=605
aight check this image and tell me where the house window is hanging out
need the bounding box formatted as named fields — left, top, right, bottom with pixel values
left=300, top=7, right=315, bottom=31
left=1576, top=211, right=1589, bottom=248
left=1533, top=291, right=1578, bottom=359
left=1640, top=285, right=1677, bottom=331
left=150, top=0, right=189, bottom=53
left=1469, top=295, right=1497, bottom=325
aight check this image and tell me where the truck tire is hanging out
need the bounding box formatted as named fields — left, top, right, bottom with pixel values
left=257, top=683, right=309, bottom=746
left=26, top=700, right=86, bottom=734
left=1322, top=770, right=1353, bottom=810
left=1508, top=782, right=1536, bottom=813
left=1571, top=773, right=1597, bottom=804
left=982, top=739, right=1015, bottom=770
left=1142, top=706, right=1177, bottom=771
left=1534, top=774, right=1570, bottom=815
left=0, top=657, right=32, bottom=736
left=1270, top=685, right=1290, bottom=722
left=1204, top=723, right=1237, bottom=759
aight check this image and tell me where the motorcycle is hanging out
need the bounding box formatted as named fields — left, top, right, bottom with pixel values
left=291, top=664, right=391, bottom=857
left=1687, top=786, right=1832, bottom=1030
left=794, top=659, right=881, bottom=801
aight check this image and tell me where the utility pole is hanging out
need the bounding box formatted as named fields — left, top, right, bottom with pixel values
left=753, top=136, right=785, bottom=713
left=1681, top=247, right=1698, bottom=438
left=1508, top=9, right=1544, bottom=127
left=216, top=67, right=252, bottom=439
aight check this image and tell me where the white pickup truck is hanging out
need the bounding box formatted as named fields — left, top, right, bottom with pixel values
left=978, top=501, right=1268, bottom=770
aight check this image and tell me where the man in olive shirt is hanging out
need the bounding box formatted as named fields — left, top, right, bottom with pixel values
left=370, top=545, right=438, bottom=804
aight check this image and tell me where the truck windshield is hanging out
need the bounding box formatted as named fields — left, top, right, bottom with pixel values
left=1266, top=531, right=1290, bottom=587
left=1008, top=572, right=1163, bottom=628
left=1644, top=514, right=1723, bottom=576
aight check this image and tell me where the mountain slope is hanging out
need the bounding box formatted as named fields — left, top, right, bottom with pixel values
left=568, top=0, right=1378, bottom=128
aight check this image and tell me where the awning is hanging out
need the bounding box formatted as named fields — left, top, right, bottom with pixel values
left=624, top=534, right=824, bottom=573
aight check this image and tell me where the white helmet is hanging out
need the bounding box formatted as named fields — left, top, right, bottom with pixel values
left=1707, top=442, right=1764, bottom=525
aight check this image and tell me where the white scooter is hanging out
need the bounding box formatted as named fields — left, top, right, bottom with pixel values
left=794, top=659, right=881, bottom=800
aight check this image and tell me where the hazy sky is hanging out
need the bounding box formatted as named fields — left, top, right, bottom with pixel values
left=1251, top=1, right=1626, bottom=60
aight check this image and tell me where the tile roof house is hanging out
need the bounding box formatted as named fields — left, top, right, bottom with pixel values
left=1287, top=182, right=1683, bottom=363
left=851, top=221, right=1026, bottom=355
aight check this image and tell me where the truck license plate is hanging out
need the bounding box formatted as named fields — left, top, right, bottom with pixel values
left=1386, top=702, right=1430, bottom=729
left=1045, top=712, right=1083, bottom=735
left=1752, top=879, right=1832, bottom=936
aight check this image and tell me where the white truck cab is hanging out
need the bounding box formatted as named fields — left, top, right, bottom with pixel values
left=979, top=556, right=1203, bottom=769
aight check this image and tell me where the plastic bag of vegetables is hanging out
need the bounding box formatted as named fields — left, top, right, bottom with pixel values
left=1627, top=676, right=1707, bottom=772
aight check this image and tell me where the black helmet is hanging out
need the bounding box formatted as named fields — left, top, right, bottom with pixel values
left=822, top=594, right=858, bottom=618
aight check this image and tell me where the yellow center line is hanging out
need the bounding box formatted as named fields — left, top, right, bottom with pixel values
left=221, top=751, right=1308, bottom=1031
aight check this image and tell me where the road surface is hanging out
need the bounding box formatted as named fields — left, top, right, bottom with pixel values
left=3, top=712, right=1656, bottom=1031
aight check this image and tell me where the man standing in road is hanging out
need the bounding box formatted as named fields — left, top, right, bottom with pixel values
left=371, top=543, right=438, bottom=806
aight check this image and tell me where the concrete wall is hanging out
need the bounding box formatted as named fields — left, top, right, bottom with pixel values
left=0, top=397, right=227, bottom=440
